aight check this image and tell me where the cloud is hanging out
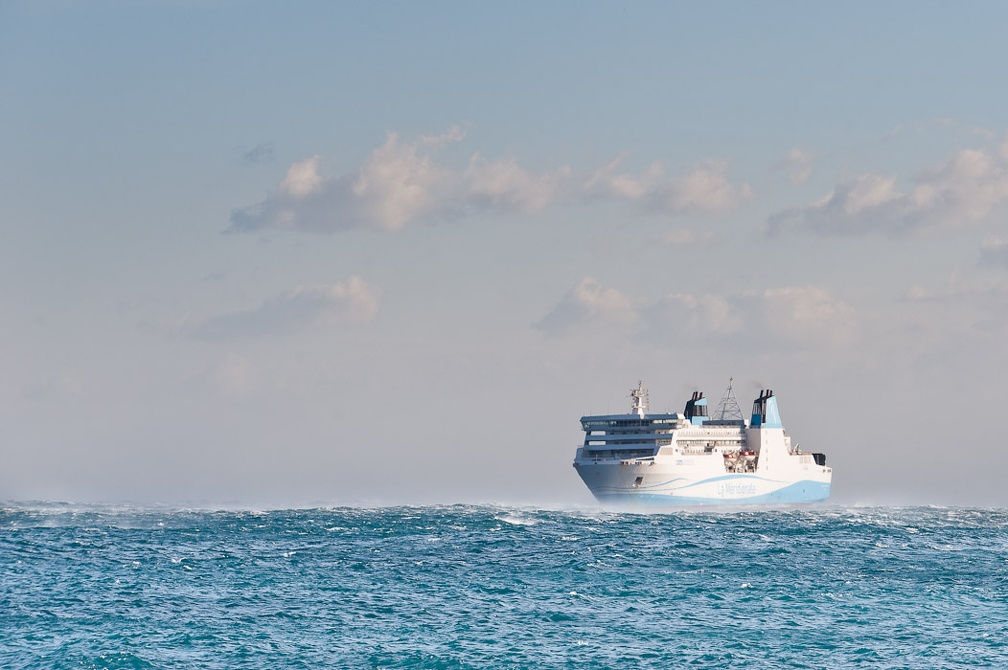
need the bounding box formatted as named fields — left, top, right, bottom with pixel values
left=771, top=147, right=815, bottom=185
left=534, top=277, right=640, bottom=336
left=230, top=129, right=752, bottom=234
left=242, top=142, right=275, bottom=164
left=537, top=279, right=857, bottom=350
left=897, top=274, right=1008, bottom=343
left=767, top=173, right=904, bottom=236
left=902, top=272, right=1008, bottom=306
left=350, top=128, right=462, bottom=230
left=279, top=156, right=323, bottom=196
left=649, top=285, right=857, bottom=349
left=584, top=156, right=752, bottom=216
left=768, top=139, right=1008, bottom=236
left=755, top=286, right=857, bottom=348
left=980, top=238, right=1008, bottom=269
left=649, top=291, right=743, bottom=341
left=230, top=129, right=463, bottom=233
left=464, top=154, right=570, bottom=213
left=187, top=276, right=380, bottom=341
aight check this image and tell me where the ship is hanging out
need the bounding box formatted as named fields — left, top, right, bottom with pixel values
left=573, top=380, right=831, bottom=505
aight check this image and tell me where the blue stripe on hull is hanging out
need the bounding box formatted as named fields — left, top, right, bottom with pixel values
left=591, top=480, right=831, bottom=506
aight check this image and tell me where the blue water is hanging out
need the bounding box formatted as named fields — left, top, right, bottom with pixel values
left=3, top=504, right=1007, bottom=669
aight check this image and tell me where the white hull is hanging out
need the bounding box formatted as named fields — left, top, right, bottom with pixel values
left=574, top=461, right=831, bottom=506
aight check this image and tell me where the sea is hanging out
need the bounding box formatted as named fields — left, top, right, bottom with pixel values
left=2, top=504, right=1007, bottom=669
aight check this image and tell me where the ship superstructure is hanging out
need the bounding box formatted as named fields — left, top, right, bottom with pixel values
left=573, top=380, right=831, bottom=505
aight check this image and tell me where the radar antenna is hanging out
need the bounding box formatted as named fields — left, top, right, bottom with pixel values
left=712, top=377, right=744, bottom=422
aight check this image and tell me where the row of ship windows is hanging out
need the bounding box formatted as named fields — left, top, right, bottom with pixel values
left=678, top=440, right=744, bottom=448
left=586, top=432, right=673, bottom=438
left=587, top=427, right=746, bottom=436
left=582, top=449, right=656, bottom=460
left=588, top=439, right=751, bottom=448
left=583, top=418, right=679, bottom=429
left=589, top=440, right=742, bottom=446
left=587, top=438, right=673, bottom=445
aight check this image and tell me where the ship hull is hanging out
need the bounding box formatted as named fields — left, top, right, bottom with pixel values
left=574, top=463, right=831, bottom=506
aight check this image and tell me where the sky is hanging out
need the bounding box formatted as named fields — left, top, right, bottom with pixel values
left=3, top=1, right=1008, bottom=507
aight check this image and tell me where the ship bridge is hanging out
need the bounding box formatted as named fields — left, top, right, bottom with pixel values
left=580, top=413, right=682, bottom=446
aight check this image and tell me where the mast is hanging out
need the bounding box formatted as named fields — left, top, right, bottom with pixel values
left=630, top=381, right=649, bottom=418
left=712, top=377, right=745, bottom=422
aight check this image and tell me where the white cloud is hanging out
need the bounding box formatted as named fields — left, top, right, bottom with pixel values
left=771, top=147, right=815, bottom=185
left=768, top=140, right=1008, bottom=236
left=230, top=129, right=752, bottom=234
left=662, top=160, right=753, bottom=213
left=230, top=129, right=463, bottom=233
left=534, top=277, right=640, bottom=336
left=756, top=286, right=857, bottom=348
left=584, top=156, right=752, bottom=216
left=842, top=174, right=900, bottom=214
left=584, top=155, right=662, bottom=200
left=350, top=130, right=458, bottom=231
left=648, top=286, right=856, bottom=349
left=537, top=279, right=857, bottom=350
left=464, top=154, right=570, bottom=213
left=187, top=276, right=380, bottom=341
left=649, top=292, right=743, bottom=341
left=279, top=156, right=323, bottom=196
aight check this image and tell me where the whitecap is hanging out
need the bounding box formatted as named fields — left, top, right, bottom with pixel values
left=496, top=515, right=536, bottom=527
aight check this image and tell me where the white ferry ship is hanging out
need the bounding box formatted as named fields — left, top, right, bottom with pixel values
left=573, top=380, right=831, bottom=505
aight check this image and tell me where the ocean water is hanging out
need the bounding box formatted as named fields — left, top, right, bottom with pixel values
left=2, top=504, right=1007, bottom=669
